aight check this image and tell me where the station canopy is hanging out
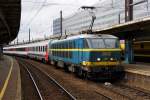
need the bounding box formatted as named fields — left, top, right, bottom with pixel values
left=0, top=0, right=21, bottom=44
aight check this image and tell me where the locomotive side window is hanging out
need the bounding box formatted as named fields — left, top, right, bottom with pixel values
left=83, top=39, right=89, bottom=48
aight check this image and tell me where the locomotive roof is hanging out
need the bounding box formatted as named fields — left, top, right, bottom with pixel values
left=67, top=34, right=117, bottom=39
left=52, top=34, right=118, bottom=43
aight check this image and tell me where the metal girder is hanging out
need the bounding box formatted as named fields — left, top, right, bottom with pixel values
left=125, top=0, right=133, bottom=22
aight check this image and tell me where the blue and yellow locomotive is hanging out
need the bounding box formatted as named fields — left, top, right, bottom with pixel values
left=49, top=34, right=124, bottom=80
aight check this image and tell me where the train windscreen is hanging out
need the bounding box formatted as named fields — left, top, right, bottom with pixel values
left=87, top=38, right=119, bottom=49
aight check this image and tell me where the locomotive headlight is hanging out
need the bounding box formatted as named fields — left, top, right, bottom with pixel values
left=97, top=58, right=101, bottom=61
left=82, top=61, right=86, bottom=66
left=110, top=58, right=114, bottom=61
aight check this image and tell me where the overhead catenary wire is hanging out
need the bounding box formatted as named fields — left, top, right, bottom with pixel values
left=25, top=0, right=47, bottom=27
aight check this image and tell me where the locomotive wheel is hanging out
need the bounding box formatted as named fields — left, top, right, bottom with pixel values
left=64, top=64, right=70, bottom=73
left=76, top=67, right=84, bottom=78
left=82, top=71, right=88, bottom=79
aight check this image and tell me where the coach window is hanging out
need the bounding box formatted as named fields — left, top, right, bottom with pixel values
left=46, top=46, right=47, bottom=51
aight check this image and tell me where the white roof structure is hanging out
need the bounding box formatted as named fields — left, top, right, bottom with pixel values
left=4, top=40, right=51, bottom=49
left=61, top=0, right=150, bottom=35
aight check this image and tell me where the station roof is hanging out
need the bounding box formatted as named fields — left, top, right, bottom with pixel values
left=0, top=0, right=21, bottom=44
left=94, top=17, right=150, bottom=41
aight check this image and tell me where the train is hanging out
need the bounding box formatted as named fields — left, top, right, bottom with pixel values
left=3, top=34, right=124, bottom=80
left=119, top=40, right=150, bottom=62
left=133, top=41, right=150, bottom=62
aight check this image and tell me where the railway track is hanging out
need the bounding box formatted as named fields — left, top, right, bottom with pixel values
left=19, top=61, right=43, bottom=100
left=94, top=82, right=150, bottom=100
left=18, top=58, right=150, bottom=100
left=113, top=84, right=150, bottom=100
left=18, top=58, right=76, bottom=100
left=19, top=58, right=113, bottom=100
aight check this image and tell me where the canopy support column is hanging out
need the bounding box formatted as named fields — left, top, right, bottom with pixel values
left=124, top=38, right=134, bottom=64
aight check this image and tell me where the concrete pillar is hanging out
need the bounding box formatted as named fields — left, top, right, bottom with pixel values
left=124, top=39, right=134, bottom=64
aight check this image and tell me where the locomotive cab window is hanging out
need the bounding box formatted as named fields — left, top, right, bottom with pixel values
left=87, top=38, right=119, bottom=48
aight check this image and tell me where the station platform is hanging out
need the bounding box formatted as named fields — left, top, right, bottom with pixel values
left=122, top=63, right=150, bottom=91
left=0, top=55, right=21, bottom=100
left=124, top=63, right=150, bottom=76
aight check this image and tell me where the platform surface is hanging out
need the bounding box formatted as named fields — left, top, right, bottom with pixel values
left=0, top=55, right=21, bottom=100
left=123, top=63, right=150, bottom=76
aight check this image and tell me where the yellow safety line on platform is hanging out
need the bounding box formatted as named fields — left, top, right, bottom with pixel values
left=0, top=57, right=13, bottom=100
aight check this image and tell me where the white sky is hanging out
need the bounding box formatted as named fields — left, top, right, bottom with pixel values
left=16, top=0, right=99, bottom=43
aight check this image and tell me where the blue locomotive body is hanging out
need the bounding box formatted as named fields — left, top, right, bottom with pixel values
left=48, top=34, right=124, bottom=80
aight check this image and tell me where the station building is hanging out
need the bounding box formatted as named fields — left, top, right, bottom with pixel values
left=59, top=0, right=150, bottom=35
left=53, top=18, right=61, bottom=35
